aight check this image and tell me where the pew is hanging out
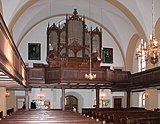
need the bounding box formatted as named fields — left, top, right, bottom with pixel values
left=0, top=110, right=102, bottom=124
left=0, top=111, right=3, bottom=119
left=7, top=108, right=14, bottom=115
left=82, top=108, right=160, bottom=124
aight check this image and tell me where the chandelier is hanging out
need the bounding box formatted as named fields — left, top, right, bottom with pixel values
left=85, top=72, right=96, bottom=80
left=85, top=31, right=96, bottom=80
left=85, top=0, right=96, bottom=80
left=136, top=0, right=160, bottom=65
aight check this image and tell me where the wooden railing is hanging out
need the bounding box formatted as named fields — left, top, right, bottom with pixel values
left=0, top=14, right=27, bottom=87
left=27, top=64, right=131, bottom=89
left=131, top=66, right=160, bottom=89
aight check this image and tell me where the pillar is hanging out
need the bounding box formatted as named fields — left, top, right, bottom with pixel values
left=61, top=88, right=65, bottom=111
left=25, top=90, right=29, bottom=111
left=130, top=91, right=133, bottom=107
left=96, top=88, right=99, bottom=111
left=126, top=89, right=131, bottom=109
left=145, top=88, right=158, bottom=110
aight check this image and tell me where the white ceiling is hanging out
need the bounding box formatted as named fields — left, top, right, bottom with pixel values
left=1, top=0, right=160, bottom=69
left=0, top=69, right=25, bottom=89
left=2, top=0, right=159, bottom=44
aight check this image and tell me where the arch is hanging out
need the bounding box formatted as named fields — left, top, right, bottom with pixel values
left=16, top=14, right=126, bottom=67
left=126, top=34, right=140, bottom=72
left=139, top=92, right=145, bottom=107
left=0, top=0, right=3, bottom=15
left=8, top=0, right=39, bottom=32
left=106, top=0, right=147, bottom=41
left=142, top=92, right=145, bottom=107
left=65, top=95, right=78, bottom=112
left=9, top=0, right=147, bottom=69
left=65, top=91, right=83, bottom=113
left=106, top=0, right=147, bottom=70
left=9, top=0, right=147, bottom=41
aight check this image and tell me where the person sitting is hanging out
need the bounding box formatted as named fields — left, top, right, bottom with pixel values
left=72, top=107, right=76, bottom=112
left=22, top=102, right=25, bottom=109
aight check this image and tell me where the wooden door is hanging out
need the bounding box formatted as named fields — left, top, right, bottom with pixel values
left=65, top=95, right=78, bottom=112
left=114, top=98, right=122, bottom=108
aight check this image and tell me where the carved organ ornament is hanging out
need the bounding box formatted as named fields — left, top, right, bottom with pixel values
left=47, top=9, right=102, bottom=68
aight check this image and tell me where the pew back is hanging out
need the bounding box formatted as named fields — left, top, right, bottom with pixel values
left=0, top=110, right=102, bottom=124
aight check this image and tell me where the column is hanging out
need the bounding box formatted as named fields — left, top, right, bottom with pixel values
left=25, top=90, right=29, bottom=111
left=145, top=88, right=158, bottom=110
left=130, top=91, right=133, bottom=107
left=61, top=88, right=65, bottom=111
left=96, top=88, right=99, bottom=111
left=126, top=89, right=131, bottom=109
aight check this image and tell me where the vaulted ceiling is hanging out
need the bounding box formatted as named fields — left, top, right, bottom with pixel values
left=0, top=0, right=160, bottom=72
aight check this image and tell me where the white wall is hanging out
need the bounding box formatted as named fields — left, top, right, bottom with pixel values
left=18, top=18, right=125, bottom=68
left=100, top=29, right=124, bottom=67
left=18, top=20, right=48, bottom=67
left=28, top=88, right=125, bottom=113
left=131, top=92, right=141, bottom=107
left=6, top=91, right=16, bottom=111
left=15, top=91, right=25, bottom=96
left=29, top=88, right=94, bottom=112
left=65, top=89, right=125, bottom=110
left=15, top=91, right=25, bottom=110
left=29, top=88, right=61, bottom=109
left=111, top=91, right=125, bottom=108
left=65, top=89, right=92, bottom=113
left=0, top=87, right=7, bottom=116
left=14, top=89, right=160, bottom=111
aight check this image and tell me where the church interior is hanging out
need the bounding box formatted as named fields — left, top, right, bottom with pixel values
left=0, top=0, right=160, bottom=123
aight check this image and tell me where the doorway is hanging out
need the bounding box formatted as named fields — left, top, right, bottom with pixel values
left=65, top=95, right=78, bottom=112
left=16, top=96, right=25, bottom=110
left=113, top=97, right=122, bottom=108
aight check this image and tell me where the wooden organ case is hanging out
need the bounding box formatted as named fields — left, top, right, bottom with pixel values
left=47, top=9, right=102, bottom=68
left=28, top=9, right=131, bottom=90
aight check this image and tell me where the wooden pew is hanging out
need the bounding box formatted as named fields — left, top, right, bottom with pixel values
left=0, top=111, right=3, bottom=119
left=82, top=108, right=160, bottom=124
left=123, top=114, right=160, bottom=124
left=0, top=110, right=102, bottom=124
left=7, top=108, right=14, bottom=115
left=0, top=120, right=101, bottom=124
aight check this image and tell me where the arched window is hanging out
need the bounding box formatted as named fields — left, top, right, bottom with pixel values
left=142, top=92, right=145, bottom=106
left=138, top=53, right=146, bottom=72
left=137, top=39, right=147, bottom=72
left=139, top=92, right=146, bottom=107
